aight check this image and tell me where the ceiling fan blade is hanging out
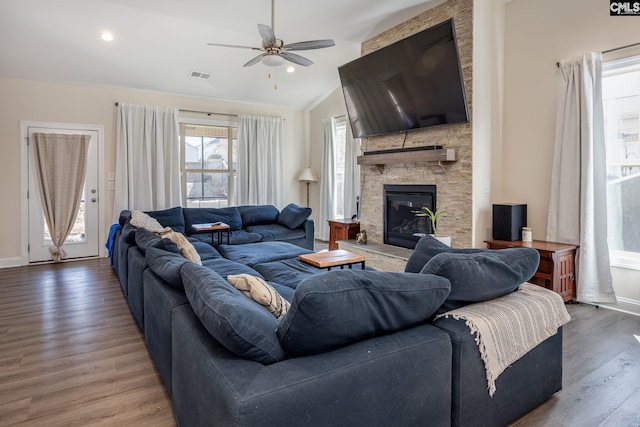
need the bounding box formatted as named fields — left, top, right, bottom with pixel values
left=257, top=24, right=277, bottom=46
left=243, top=53, right=266, bottom=67
left=282, top=39, right=335, bottom=51
left=208, top=42, right=262, bottom=51
left=280, top=51, right=313, bottom=67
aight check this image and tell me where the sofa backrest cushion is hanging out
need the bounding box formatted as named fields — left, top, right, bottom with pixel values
left=405, top=236, right=484, bottom=273
left=277, top=203, right=312, bottom=229
left=134, top=227, right=164, bottom=251
left=183, top=207, right=243, bottom=233
left=276, top=270, right=451, bottom=357
left=146, top=246, right=190, bottom=290
left=237, top=205, right=280, bottom=227
left=421, top=247, right=540, bottom=313
left=145, top=206, right=185, bottom=233
left=181, top=263, right=286, bottom=364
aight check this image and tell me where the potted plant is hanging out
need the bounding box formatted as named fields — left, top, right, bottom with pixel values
left=413, top=207, right=452, bottom=247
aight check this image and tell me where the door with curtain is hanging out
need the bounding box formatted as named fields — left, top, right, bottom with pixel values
left=27, top=126, right=100, bottom=262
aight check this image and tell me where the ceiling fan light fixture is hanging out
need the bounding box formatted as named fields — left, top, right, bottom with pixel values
left=261, top=54, right=285, bottom=67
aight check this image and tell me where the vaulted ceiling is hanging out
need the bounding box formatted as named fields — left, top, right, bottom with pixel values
left=0, top=0, right=442, bottom=110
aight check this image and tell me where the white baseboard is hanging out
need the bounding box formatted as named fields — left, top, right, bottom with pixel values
left=0, top=257, right=25, bottom=269
left=598, top=297, right=640, bottom=317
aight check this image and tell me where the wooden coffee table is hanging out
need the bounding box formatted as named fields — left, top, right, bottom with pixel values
left=299, top=249, right=365, bottom=271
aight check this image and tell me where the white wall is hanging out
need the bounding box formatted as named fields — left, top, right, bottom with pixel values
left=502, top=0, right=640, bottom=313
left=308, top=87, right=347, bottom=237
left=0, top=77, right=308, bottom=265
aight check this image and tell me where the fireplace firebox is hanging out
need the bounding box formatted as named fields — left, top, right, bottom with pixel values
left=383, top=184, right=437, bottom=250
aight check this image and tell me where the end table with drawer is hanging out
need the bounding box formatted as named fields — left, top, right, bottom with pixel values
left=485, top=239, right=578, bottom=302
left=328, top=219, right=360, bottom=250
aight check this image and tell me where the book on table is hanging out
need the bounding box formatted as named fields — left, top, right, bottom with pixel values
left=191, top=222, right=225, bottom=230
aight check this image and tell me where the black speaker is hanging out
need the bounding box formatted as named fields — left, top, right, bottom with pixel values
left=492, top=204, right=527, bottom=241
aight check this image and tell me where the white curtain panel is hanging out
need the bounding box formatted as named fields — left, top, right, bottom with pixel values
left=343, top=123, right=361, bottom=220
left=236, top=115, right=285, bottom=207
left=547, top=52, right=616, bottom=303
left=112, top=103, right=181, bottom=220
left=32, top=132, right=89, bottom=261
left=318, top=118, right=336, bottom=241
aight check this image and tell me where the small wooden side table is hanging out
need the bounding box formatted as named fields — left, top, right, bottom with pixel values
left=191, top=222, right=231, bottom=246
left=485, top=239, right=578, bottom=302
left=328, top=219, right=360, bottom=250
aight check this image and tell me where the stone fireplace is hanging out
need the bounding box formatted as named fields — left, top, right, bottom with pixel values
left=355, top=0, right=474, bottom=249
left=384, top=184, right=436, bottom=250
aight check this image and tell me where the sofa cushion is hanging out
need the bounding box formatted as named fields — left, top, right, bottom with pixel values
left=245, top=224, right=306, bottom=241
left=421, top=247, right=540, bottom=313
left=134, top=227, right=164, bottom=251
left=254, top=258, right=324, bottom=289
left=146, top=206, right=185, bottom=233
left=276, top=270, right=451, bottom=357
left=155, top=227, right=202, bottom=265
left=405, top=236, right=484, bottom=273
left=202, top=257, right=264, bottom=279
left=188, top=229, right=262, bottom=246
left=217, top=241, right=313, bottom=267
left=181, top=263, right=286, bottom=364
left=227, top=274, right=290, bottom=319
left=146, top=247, right=190, bottom=290
left=188, top=240, right=222, bottom=261
left=183, top=207, right=243, bottom=233
left=130, top=210, right=163, bottom=231
left=237, top=205, right=280, bottom=227
left=277, top=203, right=312, bottom=229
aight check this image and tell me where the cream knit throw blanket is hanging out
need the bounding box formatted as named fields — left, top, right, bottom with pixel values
left=435, top=283, right=571, bottom=397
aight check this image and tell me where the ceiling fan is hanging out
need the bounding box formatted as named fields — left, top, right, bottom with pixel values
left=207, top=0, right=335, bottom=68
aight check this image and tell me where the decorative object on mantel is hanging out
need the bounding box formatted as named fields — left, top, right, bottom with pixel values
left=355, top=230, right=367, bottom=244
left=357, top=147, right=457, bottom=173
left=413, top=207, right=451, bottom=247
left=298, top=167, right=318, bottom=207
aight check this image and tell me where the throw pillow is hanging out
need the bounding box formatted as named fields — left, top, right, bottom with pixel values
left=276, top=270, right=451, bottom=357
left=421, top=247, right=540, bottom=313
left=405, top=235, right=484, bottom=273
left=181, top=263, right=286, bottom=364
left=227, top=274, right=290, bottom=319
left=277, top=203, right=312, bottom=229
left=130, top=210, right=163, bottom=232
left=154, top=227, right=202, bottom=265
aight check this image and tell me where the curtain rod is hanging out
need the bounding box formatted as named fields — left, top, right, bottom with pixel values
left=555, top=41, right=640, bottom=67
left=114, top=102, right=238, bottom=117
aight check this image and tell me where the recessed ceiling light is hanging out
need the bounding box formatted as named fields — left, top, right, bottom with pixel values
left=286, top=66, right=295, bottom=73
left=100, top=31, right=114, bottom=42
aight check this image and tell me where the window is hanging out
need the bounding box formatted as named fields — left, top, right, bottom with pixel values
left=180, top=123, right=237, bottom=208
left=333, top=117, right=348, bottom=218
left=603, top=55, right=640, bottom=267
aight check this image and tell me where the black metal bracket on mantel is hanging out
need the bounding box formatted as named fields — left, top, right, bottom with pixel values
left=356, top=147, right=457, bottom=173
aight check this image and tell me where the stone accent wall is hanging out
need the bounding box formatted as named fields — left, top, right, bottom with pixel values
left=358, top=0, right=473, bottom=248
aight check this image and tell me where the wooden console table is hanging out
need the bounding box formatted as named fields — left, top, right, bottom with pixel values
left=328, top=219, right=360, bottom=250
left=485, top=239, right=577, bottom=302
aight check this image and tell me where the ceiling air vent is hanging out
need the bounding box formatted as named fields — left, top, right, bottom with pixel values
left=190, top=71, right=211, bottom=80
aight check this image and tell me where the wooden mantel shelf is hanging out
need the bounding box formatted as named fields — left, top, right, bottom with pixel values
left=357, top=148, right=457, bottom=172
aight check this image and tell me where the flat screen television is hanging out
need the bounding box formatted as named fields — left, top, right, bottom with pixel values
left=338, top=18, right=469, bottom=139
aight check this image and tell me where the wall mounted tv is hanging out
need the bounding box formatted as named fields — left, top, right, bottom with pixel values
left=338, top=18, right=469, bottom=139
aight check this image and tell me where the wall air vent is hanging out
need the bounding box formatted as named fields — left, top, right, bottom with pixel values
left=190, top=71, right=211, bottom=80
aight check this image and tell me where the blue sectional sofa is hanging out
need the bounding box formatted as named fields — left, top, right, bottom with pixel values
left=110, top=208, right=567, bottom=427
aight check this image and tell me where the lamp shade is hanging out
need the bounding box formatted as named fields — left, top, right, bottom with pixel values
left=298, top=167, right=318, bottom=182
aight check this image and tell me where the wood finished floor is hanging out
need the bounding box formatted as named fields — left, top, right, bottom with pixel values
left=0, top=258, right=175, bottom=426
left=0, top=257, right=639, bottom=426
